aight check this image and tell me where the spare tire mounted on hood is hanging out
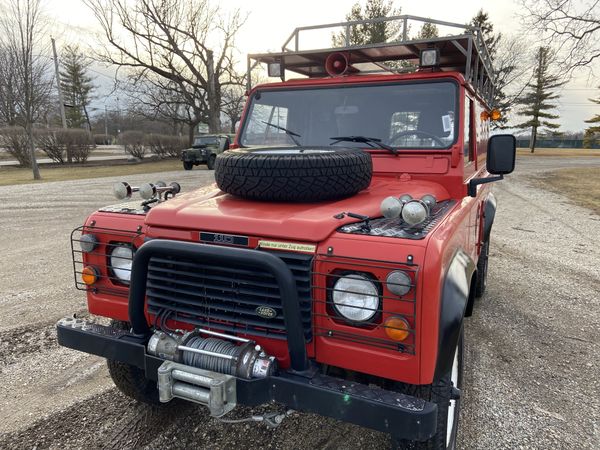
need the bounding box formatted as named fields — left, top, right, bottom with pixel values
left=214, top=147, right=372, bottom=202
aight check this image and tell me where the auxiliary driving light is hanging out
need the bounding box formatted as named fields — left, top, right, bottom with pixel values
left=421, top=194, right=437, bottom=208
left=81, top=266, right=98, bottom=285
left=381, top=196, right=403, bottom=219
left=79, top=234, right=98, bottom=253
left=399, top=194, right=413, bottom=204
left=386, top=270, right=412, bottom=296
left=401, top=200, right=429, bottom=226
left=384, top=316, right=411, bottom=341
left=268, top=61, right=282, bottom=78
left=420, top=48, right=440, bottom=67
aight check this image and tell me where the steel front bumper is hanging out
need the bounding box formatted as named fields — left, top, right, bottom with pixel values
left=57, top=318, right=437, bottom=441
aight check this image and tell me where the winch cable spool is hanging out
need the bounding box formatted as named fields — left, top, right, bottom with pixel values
left=182, top=337, right=243, bottom=376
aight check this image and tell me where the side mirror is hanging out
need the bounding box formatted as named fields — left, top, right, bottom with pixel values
left=487, top=134, right=516, bottom=175
left=467, top=134, right=516, bottom=197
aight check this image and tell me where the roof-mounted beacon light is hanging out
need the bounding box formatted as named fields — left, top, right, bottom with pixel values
left=420, top=48, right=440, bottom=68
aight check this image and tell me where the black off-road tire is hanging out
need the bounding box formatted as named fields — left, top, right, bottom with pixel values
left=183, top=161, right=193, bottom=171
left=475, top=239, right=490, bottom=298
left=392, top=329, right=464, bottom=450
left=207, top=153, right=217, bottom=170
left=214, top=147, right=372, bottom=202
left=106, top=320, right=161, bottom=406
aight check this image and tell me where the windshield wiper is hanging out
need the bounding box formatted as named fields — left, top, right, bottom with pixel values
left=261, top=121, right=301, bottom=146
left=330, top=136, right=397, bottom=155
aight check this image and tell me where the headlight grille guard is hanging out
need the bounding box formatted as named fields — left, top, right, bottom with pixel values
left=71, top=225, right=142, bottom=296
left=312, top=254, right=418, bottom=355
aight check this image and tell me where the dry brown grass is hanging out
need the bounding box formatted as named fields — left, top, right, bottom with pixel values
left=517, top=147, right=600, bottom=157
left=0, top=159, right=184, bottom=186
left=536, top=167, right=600, bottom=215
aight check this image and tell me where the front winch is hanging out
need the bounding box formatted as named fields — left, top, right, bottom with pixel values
left=147, top=330, right=276, bottom=379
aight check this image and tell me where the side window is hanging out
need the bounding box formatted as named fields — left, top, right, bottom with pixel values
left=464, top=98, right=472, bottom=162
left=243, top=104, right=289, bottom=145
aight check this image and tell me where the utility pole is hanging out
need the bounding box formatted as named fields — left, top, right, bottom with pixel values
left=51, top=38, right=67, bottom=129
left=104, top=104, right=108, bottom=136
left=51, top=37, right=71, bottom=162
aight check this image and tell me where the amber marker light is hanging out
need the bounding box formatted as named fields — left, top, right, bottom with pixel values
left=490, top=109, right=502, bottom=120
left=384, top=316, right=411, bottom=341
left=81, top=266, right=98, bottom=285
left=480, top=110, right=490, bottom=121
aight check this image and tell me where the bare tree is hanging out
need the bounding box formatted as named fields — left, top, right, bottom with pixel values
left=0, top=0, right=52, bottom=178
left=522, top=0, right=599, bottom=73
left=0, top=46, right=19, bottom=125
left=84, top=0, right=245, bottom=144
left=221, top=84, right=245, bottom=133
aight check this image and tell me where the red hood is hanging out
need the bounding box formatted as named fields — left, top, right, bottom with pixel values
left=145, top=178, right=450, bottom=242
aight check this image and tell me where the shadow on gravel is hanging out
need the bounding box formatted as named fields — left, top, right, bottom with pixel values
left=0, top=388, right=391, bottom=450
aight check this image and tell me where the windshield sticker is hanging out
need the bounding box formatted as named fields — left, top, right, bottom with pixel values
left=442, top=115, right=452, bottom=133
left=258, top=240, right=316, bottom=253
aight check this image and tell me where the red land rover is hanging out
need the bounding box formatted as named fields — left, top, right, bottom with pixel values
left=58, top=16, right=516, bottom=449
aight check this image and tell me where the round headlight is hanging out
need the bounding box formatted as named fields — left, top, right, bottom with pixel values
left=401, top=200, right=429, bottom=226
left=332, top=274, right=379, bottom=322
left=386, top=270, right=412, bottom=296
left=110, top=245, right=134, bottom=283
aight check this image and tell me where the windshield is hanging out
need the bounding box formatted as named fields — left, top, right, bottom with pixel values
left=194, top=136, right=219, bottom=146
left=240, top=81, right=458, bottom=150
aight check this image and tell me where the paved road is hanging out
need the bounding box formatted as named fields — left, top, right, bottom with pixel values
left=0, top=156, right=598, bottom=449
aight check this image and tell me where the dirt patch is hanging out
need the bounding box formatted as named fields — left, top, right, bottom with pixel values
left=533, top=167, right=600, bottom=215
left=517, top=147, right=600, bottom=157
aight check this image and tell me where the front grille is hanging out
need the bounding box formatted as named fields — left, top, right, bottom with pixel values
left=146, top=251, right=313, bottom=340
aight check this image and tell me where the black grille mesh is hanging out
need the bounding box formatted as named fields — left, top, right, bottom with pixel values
left=146, top=251, right=313, bottom=340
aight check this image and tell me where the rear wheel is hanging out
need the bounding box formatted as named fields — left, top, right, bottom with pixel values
left=183, top=161, right=193, bottom=170
left=106, top=320, right=161, bottom=405
left=475, top=239, right=490, bottom=298
left=392, top=329, right=464, bottom=449
left=207, top=154, right=216, bottom=170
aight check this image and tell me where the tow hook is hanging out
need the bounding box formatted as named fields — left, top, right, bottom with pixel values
left=450, top=386, right=461, bottom=400
left=217, top=410, right=295, bottom=429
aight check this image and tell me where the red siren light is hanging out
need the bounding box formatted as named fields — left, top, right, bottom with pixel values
left=325, top=52, right=357, bottom=76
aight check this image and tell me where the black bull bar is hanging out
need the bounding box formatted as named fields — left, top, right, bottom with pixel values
left=57, top=239, right=437, bottom=440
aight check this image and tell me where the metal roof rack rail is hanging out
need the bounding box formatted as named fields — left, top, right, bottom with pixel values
left=247, top=15, right=496, bottom=105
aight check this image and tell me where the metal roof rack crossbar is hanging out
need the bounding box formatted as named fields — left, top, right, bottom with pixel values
left=247, top=15, right=496, bottom=105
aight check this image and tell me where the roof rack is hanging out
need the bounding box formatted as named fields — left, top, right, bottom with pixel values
left=247, top=15, right=496, bottom=105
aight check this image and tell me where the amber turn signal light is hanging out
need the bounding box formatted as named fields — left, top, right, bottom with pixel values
left=480, top=110, right=490, bottom=121
left=490, top=109, right=502, bottom=120
left=384, top=316, right=411, bottom=341
left=81, top=266, right=98, bottom=285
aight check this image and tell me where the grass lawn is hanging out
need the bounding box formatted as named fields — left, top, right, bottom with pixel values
left=517, top=147, right=600, bottom=157
left=536, top=167, right=600, bottom=215
left=0, top=159, right=185, bottom=186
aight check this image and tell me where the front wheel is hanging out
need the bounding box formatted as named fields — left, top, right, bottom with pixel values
left=393, top=329, right=464, bottom=449
left=183, top=161, right=193, bottom=170
left=106, top=321, right=161, bottom=405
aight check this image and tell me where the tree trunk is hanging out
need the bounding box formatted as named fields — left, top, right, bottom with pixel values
left=230, top=119, right=237, bottom=134
left=188, top=123, right=195, bottom=146
left=530, top=125, right=538, bottom=153
left=26, top=122, right=41, bottom=180
left=206, top=50, right=220, bottom=133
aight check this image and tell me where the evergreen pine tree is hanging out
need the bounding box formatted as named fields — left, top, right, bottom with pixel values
left=514, top=46, right=565, bottom=153
left=583, top=90, right=600, bottom=148
left=332, top=0, right=401, bottom=46
left=469, top=10, right=513, bottom=129
left=60, top=45, right=95, bottom=130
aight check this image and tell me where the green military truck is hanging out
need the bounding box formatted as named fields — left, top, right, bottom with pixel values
left=181, top=134, right=232, bottom=170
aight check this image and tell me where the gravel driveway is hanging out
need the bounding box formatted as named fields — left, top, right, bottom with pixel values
left=0, top=157, right=598, bottom=449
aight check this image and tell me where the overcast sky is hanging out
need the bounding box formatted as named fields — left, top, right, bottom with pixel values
left=46, top=0, right=599, bottom=133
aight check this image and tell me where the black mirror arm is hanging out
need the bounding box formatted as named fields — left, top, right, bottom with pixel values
left=468, top=175, right=503, bottom=197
